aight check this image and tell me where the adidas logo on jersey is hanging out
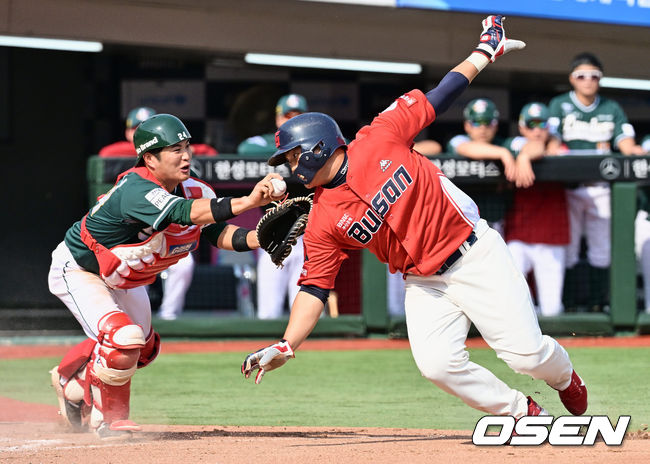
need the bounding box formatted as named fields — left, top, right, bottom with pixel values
left=380, top=160, right=392, bottom=172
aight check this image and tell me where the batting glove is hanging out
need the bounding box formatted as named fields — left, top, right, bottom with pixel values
left=474, top=15, right=525, bottom=63
left=241, top=339, right=295, bottom=384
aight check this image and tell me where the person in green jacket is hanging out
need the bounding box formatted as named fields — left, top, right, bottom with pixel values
left=237, top=94, right=308, bottom=157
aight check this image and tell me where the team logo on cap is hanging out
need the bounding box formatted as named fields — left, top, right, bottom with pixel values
left=286, top=94, right=301, bottom=108
left=527, top=104, right=544, bottom=118
left=136, top=136, right=159, bottom=155
left=275, top=130, right=281, bottom=148
left=472, top=99, right=488, bottom=113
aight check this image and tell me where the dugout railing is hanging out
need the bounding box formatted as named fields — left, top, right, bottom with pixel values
left=86, top=154, right=650, bottom=338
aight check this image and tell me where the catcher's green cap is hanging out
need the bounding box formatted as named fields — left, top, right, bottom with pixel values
left=463, top=98, right=499, bottom=123
left=126, top=107, right=156, bottom=129
left=519, top=102, right=549, bottom=126
left=133, top=114, right=191, bottom=166
left=276, top=94, right=308, bottom=116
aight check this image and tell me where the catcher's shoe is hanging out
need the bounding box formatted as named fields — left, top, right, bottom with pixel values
left=559, top=370, right=587, bottom=415
left=95, top=420, right=142, bottom=441
left=50, top=367, right=86, bottom=432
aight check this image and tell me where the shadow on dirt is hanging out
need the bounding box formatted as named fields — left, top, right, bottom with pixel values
left=140, top=428, right=470, bottom=444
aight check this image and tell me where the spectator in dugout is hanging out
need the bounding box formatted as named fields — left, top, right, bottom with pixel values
left=635, top=135, right=650, bottom=315
left=446, top=98, right=515, bottom=236
left=99, top=106, right=218, bottom=157
left=236, top=94, right=310, bottom=319
left=547, top=52, right=644, bottom=312
left=503, top=102, right=570, bottom=317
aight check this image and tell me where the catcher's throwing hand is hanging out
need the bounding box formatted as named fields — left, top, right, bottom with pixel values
left=248, top=173, right=287, bottom=208
left=242, top=339, right=295, bottom=384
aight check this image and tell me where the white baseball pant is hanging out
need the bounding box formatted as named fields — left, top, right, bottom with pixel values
left=256, top=236, right=304, bottom=319
left=507, top=240, right=566, bottom=316
left=48, top=241, right=152, bottom=340
left=387, top=268, right=406, bottom=316
left=157, top=253, right=195, bottom=320
left=635, top=210, right=650, bottom=314
left=405, top=219, right=574, bottom=418
left=565, top=185, right=611, bottom=268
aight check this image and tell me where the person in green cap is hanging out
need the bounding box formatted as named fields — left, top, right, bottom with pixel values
left=99, top=107, right=157, bottom=157
left=446, top=97, right=515, bottom=235
left=237, top=93, right=308, bottom=157
left=237, top=94, right=310, bottom=319
left=502, top=102, right=569, bottom=316
left=547, top=52, right=645, bottom=311
left=48, top=113, right=284, bottom=439
left=99, top=106, right=217, bottom=157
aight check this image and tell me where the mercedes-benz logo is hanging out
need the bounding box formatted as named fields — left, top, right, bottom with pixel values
left=599, top=157, right=621, bottom=180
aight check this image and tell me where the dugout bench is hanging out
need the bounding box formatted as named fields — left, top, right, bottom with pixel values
left=86, top=154, right=650, bottom=338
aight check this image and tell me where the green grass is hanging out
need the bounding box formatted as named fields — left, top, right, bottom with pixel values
left=1, top=347, right=648, bottom=431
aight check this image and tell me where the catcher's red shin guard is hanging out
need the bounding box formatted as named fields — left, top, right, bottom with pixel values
left=89, top=311, right=146, bottom=436
left=558, top=370, right=588, bottom=415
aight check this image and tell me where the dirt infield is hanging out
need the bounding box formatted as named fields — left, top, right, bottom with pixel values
left=1, top=337, right=649, bottom=463
left=1, top=421, right=648, bottom=464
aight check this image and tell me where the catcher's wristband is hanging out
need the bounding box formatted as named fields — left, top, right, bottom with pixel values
left=210, top=197, right=235, bottom=222
left=232, top=227, right=253, bottom=252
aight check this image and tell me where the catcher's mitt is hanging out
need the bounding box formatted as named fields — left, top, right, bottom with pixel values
left=256, top=195, right=313, bottom=267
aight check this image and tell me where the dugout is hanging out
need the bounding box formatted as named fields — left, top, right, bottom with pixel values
left=72, top=154, right=650, bottom=339
left=3, top=0, right=650, bottom=338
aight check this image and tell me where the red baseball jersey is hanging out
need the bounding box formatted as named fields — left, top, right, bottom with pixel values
left=504, top=182, right=569, bottom=245
left=299, top=90, right=480, bottom=289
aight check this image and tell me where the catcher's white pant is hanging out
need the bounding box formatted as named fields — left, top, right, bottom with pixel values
left=635, top=210, right=650, bottom=314
left=157, top=254, right=195, bottom=320
left=405, top=219, right=574, bottom=418
left=507, top=241, right=566, bottom=317
left=256, top=236, right=304, bottom=319
left=48, top=242, right=152, bottom=339
left=566, top=184, right=611, bottom=268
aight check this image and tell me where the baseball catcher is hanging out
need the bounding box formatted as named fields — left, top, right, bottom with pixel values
left=256, top=195, right=313, bottom=267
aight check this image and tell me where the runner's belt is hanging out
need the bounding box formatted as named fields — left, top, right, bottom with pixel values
left=435, top=231, right=478, bottom=275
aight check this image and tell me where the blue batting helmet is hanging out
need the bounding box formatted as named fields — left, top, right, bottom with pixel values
left=268, top=112, right=346, bottom=184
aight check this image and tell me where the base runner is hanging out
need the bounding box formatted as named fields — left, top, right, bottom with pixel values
left=48, top=114, right=283, bottom=439
left=242, top=15, right=588, bottom=422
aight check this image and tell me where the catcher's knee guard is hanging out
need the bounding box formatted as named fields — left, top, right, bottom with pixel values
left=138, top=330, right=161, bottom=368
left=89, top=311, right=146, bottom=431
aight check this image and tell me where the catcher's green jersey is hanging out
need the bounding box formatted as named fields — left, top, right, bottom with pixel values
left=237, top=133, right=276, bottom=157
left=548, top=91, right=635, bottom=153
left=65, top=171, right=225, bottom=274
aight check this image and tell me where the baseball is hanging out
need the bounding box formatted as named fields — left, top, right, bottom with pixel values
left=271, top=178, right=287, bottom=196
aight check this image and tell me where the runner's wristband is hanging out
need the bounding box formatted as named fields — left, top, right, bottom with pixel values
left=232, top=227, right=253, bottom=251
left=210, top=197, right=235, bottom=222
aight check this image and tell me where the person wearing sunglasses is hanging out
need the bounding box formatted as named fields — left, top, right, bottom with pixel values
left=446, top=97, right=516, bottom=236
left=503, top=103, right=570, bottom=317
left=547, top=52, right=645, bottom=312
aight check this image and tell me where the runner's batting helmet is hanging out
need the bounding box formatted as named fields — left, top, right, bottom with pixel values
left=133, top=114, right=192, bottom=166
left=268, top=112, right=346, bottom=184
